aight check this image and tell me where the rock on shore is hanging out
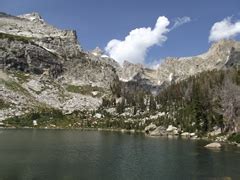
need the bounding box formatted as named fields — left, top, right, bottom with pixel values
left=205, top=142, right=222, bottom=148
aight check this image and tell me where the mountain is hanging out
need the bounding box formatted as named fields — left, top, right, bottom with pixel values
left=0, top=12, right=81, bottom=59
left=0, top=12, right=119, bottom=121
left=0, top=12, right=240, bottom=136
left=117, top=40, right=240, bottom=88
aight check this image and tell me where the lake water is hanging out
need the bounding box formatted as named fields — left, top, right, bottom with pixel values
left=0, top=129, right=239, bottom=180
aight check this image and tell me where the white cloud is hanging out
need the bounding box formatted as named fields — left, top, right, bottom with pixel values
left=209, top=17, right=240, bottom=42
left=171, top=16, right=191, bottom=30
left=105, top=16, right=170, bottom=65
left=105, top=16, right=191, bottom=65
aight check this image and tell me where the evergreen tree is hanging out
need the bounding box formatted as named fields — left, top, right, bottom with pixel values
left=116, top=98, right=125, bottom=114
left=149, top=95, right=157, bottom=112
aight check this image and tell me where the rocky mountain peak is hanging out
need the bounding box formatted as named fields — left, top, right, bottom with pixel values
left=0, top=12, right=82, bottom=58
left=210, top=39, right=240, bottom=50
left=198, top=39, right=240, bottom=60
left=0, top=12, right=12, bottom=17
left=91, top=47, right=103, bottom=56
left=117, top=61, right=144, bottom=82
left=18, top=12, right=44, bottom=22
left=116, top=39, right=240, bottom=89
left=122, top=60, right=143, bottom=68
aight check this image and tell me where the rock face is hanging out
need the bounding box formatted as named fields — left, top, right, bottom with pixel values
left=117, top=40, right=240, bottom=91
left=0, top=12, right=119, bottom=89
left=63, top=53, right=119, bottom=89
left=155, top=40, right=240, bottom=85
left=0, top=12, right=120, bottom=121
left=0, top=33, right=63, bottom=78
left=0, top=12, right=82, bottom=59
left=118, top=61, right=144, bottom=82
left=225, top=47, right=240, bottom=68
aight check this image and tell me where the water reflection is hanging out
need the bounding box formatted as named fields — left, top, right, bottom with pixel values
left=0, top=130, right=239, bottom=180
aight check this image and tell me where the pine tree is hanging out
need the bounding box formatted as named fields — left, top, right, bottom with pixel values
left=116, top=98, right=125, bottom=114
left=149, top=95, right=156, bottom=112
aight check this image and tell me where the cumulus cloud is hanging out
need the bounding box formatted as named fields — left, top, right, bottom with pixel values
left=105, top=16, right=170, bottom=65
left=171, top=16, right=191, bottom=30
left=105, top=16, right=191, bottom=65
left=209, top=17, right=240, bottom=42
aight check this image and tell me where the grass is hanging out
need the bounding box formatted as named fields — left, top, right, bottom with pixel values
left=0, top=32, right=32, bottom=43
left=0, top=99, right=10, bottom=109
left=11, top=71, right=30, bottom=83
left=66, top=84, right=105, bottom=96
left=1, top=80, right=28, bottom=94
left=3, top=108, right=80, bottom=128
left=3, top=108, right=145, bottom=130
left=0, top=79, right=34, bottom=101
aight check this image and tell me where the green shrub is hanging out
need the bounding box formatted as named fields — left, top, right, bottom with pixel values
left=0, top=99, right=10, bottom=109
left=0, top=32, right=32, bottom=43
left=66, top=84, right=104, bottom=96
left=228, top=133, right=240, bottom=143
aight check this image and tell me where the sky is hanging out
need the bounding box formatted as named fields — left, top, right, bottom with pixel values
left=1, top=0, right=240, bottom=65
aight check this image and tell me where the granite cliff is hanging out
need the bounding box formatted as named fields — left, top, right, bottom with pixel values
left=0, top=12, right=119, bottom=122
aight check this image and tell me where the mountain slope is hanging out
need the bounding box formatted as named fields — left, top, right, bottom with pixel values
left=0, top=12, right=119, bottom=122
left=0, top=12, right=240, bottom=136
left=117, top=40, right=240, bottom=89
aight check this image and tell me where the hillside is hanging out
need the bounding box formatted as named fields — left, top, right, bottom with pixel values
left=0, top=12, right=240, bottom=141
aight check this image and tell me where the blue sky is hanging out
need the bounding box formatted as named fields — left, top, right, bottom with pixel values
left=1, top=0, right=240, bottom=65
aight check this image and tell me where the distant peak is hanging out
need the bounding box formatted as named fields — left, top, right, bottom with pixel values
left=205, top=39, right=240, bottom=57
left=123, top=60, right=144, bottom=68
left=209, top=39, right=240, bottom=51
left=0, top=12, right=13, bottom=18
left=18, top=12, right=44, bottom=22
left=91, top=47, right=103, bottom=56
left=0, top=12, right=8, bottom=16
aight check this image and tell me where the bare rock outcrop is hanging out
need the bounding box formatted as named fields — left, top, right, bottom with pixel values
left=117, top=40, right=240, bottom=89
left=0, top=12, right=82, bottom=59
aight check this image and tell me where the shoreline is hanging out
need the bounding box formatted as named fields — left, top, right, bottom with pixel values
left=0, top=126, right=145, bottom=133
left=1, top=126, right=239, bottom=147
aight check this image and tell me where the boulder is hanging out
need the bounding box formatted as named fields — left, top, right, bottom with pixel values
left=215, top=135, right=227, bottom=142
left=144, top=123, right=157, bottom=132
left=50, top=124, right=56, bottom=128
left=208, top=128, right=222, bottom=136
left=191, top=135, right=198, bottom=140
left=149, top=126, right=167, bottom=136
left=26, top=79, right=43, bottom=92
left=190, top=133, right=196, bottom=137
left=91, top=91, right=99, bottom=96
left=33, top=120, right=38, bottom=126
left=205, top=142, right=222, bottom=148
left=173, top=129, right=179, bottom=135
left=166, top=125, right=178, bottom=132
left=94, top=113, right=102, bottom=119
left=181, top=132, right=190, bottom=136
